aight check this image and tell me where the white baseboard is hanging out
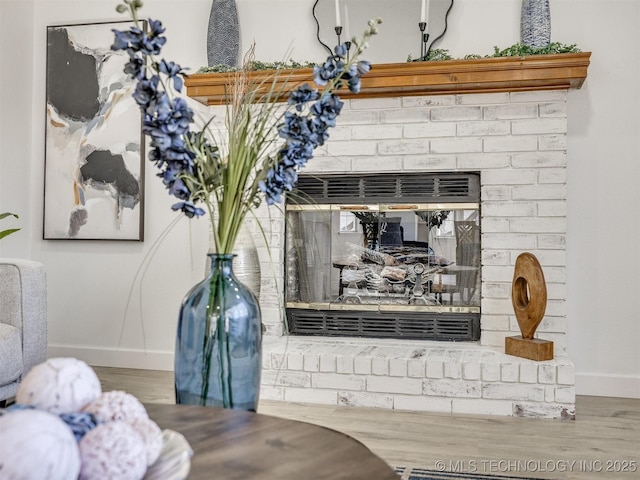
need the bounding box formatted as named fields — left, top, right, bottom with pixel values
left=576, top=373, right=640, bottom=399
left=47, top=345, right=174, bottom=371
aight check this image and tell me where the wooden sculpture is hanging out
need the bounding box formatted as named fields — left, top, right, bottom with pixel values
left=505, top=252, right=554, bottom=361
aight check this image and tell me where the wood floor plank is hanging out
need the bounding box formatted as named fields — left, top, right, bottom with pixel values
left=93, top=366, right=640, bottom=480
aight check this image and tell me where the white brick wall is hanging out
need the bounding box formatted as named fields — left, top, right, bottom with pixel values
left=255, top=90, right=573, bottom=419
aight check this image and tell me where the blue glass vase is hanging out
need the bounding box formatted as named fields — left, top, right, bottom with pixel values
left=175, top=253, right=262, bottom=410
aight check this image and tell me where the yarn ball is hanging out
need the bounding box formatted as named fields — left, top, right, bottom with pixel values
left=59, top=411, right=99, bottom=441
left=15, top=357, right=102, bottom=414
left=78, top=421, right=147, bottom=480
left=127, top=416, right=164, bottom=466
left=0, top=409, right=81, bottom=480
left=82, top=390, right=149, bottom=423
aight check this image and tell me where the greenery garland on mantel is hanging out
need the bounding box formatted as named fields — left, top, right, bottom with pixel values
left=197, top=42, right=581, bottom=74
left=414, top=42, right=581, bottom=62
left=198, top=59, right=316, bottom=74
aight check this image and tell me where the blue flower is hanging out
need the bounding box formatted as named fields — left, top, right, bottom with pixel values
left=150, top=92, right=173, bottom=121
left=279, top=112, right=314, bottom=143
left=341, top=64, right=364, bottom=94
left=149, top=131, right=173, bottom=151
left=158, top=59, right=186, bottom=92
left=140, top=27, right=166, bottom=56
left=280, top=166, right=298, bottom=189
left=164, top=146, right=196, bottom=168
left=357, top=60, right=371, bottom=75
left=112, top=24, right=166, bottom=56
left=313, top=57, right=345, bottom=86
left=288, top=83, right=319, bottom=111
left=310, top=93, right=344, bottom=128
left=348, top=76, right=362, bottom=94
left=260, top=50, right=358, bottom=205
left=258, top=180, right=281, bottom=205
left=258, top=165, right=299, bottom=205
left=113, top=5, right=377, bottom=222
left=123, top=53, right=145, bottom=79
left=171, top=98, right=195, bottom=130
left=308, top=124, right=330, bottom=147
left=132, top=76, right=161, bottom=109
left=334, top=43, right=348, bottom=58
left=168, top=177, right=191, bottom=200
left=111, top=29, right=133, bottom=50
left=171, top=201, right=206, bottom=218
left=148, top=19, right=166, bottom=37
left=279, top=142, right=315, bottom=168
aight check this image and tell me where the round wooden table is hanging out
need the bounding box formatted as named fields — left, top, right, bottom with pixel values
left=145, top=403, right=398, bottom=480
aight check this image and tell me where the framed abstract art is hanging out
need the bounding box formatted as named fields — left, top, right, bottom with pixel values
left=44, top=21, right=145, bottom=240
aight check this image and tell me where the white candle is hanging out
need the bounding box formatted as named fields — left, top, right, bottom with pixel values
left=420, top=0, right=426, bottom=23
left=426, top=0, right=431, bottom=23
left=335, top=0, right=341, bottom=26
left=344, top=4, right=350, bottom=40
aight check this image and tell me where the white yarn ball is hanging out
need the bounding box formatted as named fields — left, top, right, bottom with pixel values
left=127, top=417, right=164, bottom=466
left=82, top=390, right=149, bottom=423
left=15, top=357, right=102, bottom=414
left=78, top=421, right=147, bottom=480
left=0, top=409, right=81, bottom=480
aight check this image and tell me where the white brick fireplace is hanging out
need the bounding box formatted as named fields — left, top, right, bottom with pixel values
left=253, top=88, right=576, bottom=419
left=183, top=54, right=590, bottom=418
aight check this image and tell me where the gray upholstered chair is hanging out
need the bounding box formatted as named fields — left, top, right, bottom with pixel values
left=0, top=258, right=47, bottom=404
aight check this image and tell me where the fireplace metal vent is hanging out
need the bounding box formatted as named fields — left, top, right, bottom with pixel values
left=287, top=309, right=481, bottom=341
left=291, top=172, right=480, bottom=205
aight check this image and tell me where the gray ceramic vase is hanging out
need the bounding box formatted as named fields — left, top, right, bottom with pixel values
left=231, top=222, right=262, bottom=302
left=520, top=0, right=551, bottom=48
left=207, top=0, right=239, bottom=67
left=207, top=221, right=261, bottom=301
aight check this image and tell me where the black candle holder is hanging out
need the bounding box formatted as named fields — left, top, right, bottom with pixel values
left=418, top=21, right=429, bottom=60
left=335, top=25, right=343, bottom=48
left=345, top=40, right=351, bottom=61
left=423, top=32, right=430, bottom=60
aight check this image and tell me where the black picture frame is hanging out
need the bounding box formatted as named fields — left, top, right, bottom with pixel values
left=44, top=20, right=145, bottom=240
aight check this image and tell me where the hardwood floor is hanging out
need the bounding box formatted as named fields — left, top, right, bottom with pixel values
left=94, top=366, right=640, bottom=480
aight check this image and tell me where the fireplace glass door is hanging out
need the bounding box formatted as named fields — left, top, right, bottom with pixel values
left=284, top=172, right=481, bottom=340
left=286, top=204, right=480, bottom=310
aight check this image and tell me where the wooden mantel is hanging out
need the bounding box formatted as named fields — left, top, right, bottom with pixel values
left=186, top=52, right=591, bottom=106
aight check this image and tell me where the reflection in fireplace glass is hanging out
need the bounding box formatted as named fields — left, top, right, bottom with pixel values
left=286, top=205, right=480, bottom=309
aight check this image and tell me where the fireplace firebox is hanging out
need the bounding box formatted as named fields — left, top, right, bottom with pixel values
left=285, top=172, right=481, bottom=341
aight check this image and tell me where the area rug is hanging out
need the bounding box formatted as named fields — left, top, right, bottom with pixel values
left=393, top=466, right=547, bottom=480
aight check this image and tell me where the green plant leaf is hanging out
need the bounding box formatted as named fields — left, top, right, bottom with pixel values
left=0, top=228, right=20, bottom=240
left=0, top=212, right=19, bottom=221
left=0, top=212, right=20, bottom=240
